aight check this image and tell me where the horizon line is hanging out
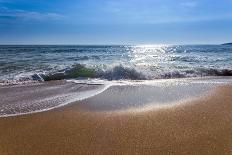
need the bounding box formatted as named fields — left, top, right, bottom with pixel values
left=0, top=43, right=228, bottom=46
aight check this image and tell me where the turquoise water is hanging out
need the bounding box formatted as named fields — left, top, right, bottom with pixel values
left=0, top=45, right=232, bottom=82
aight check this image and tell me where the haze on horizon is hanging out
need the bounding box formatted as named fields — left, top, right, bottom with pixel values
left=0, top=0, right=232, bottom=45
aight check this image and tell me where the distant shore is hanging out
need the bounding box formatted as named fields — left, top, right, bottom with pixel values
left=0, top=81, right=232, bottom=154
left=222, top=42, right=232, bottom=45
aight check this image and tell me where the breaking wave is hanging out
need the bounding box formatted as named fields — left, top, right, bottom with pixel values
left=29, top=64, right=232, bottom=82
left=1, top=64, right=232, bottom=85
left=1, top=45, right=232, bottom=85
left=41, top=64, right=147, bottom=81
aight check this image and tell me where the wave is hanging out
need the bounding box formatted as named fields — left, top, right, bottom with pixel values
left=37, top=64, right=232, bottom=81
left=160, top=68, right=232, bottom=78
left=1, top=64, right=231, bottom=85
left=40, top=64, right=147, bottom=81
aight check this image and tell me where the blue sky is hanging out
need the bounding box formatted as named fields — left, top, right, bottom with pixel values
left=0, top=0, right=232, bottom=44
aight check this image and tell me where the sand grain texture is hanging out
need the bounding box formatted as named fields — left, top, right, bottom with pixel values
left=0, top=85, right=232, bottom=155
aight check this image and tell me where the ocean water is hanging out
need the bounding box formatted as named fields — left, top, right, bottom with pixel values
left=0, top=45, right=232, bottom=83
left=1, top=45, right=232, bottom=116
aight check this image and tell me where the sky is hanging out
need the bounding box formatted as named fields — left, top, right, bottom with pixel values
left=0, top=0, right=232, bottom=45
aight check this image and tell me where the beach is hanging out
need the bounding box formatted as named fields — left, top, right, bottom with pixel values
left=1, top=0, right=232, bottom=154
left=0, top=80, right=232, bottom=155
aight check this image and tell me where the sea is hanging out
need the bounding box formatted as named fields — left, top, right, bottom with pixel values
left=1, top=44, right=232, bottom=116
left=0, top=44, right=232, bottom=84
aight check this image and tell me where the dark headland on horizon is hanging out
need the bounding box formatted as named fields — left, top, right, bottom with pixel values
left=222, top=42, right=232, bottom=45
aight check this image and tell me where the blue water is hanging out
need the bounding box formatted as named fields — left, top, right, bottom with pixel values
left=0, top=45, right=232, bottom=82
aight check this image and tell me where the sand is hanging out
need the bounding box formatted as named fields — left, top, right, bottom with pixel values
left=0, top=84, right=232, bottom=155
left=0, top=81, right=103, bottom=116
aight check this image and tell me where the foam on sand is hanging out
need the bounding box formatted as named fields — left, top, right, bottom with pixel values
left=0, top=77, right=232, bottom=117
left=0, top=81, right=109, bottom=117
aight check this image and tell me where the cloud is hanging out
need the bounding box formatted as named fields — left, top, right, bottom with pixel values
left=0, top=7, right=64, bottom=21
left=101, top=0, right=232, bottom=24
left=180, top=1, right=198, bottom=8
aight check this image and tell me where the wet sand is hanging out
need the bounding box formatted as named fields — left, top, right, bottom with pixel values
left=0, top=81, right=103, bottom=116
left=0, top=85, right=232, bottom=155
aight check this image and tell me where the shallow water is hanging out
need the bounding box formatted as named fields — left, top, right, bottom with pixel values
left=78, top=77, right=232, bottom=111
left=0, top=81, right=106, bottom=117
left=0, top=77, right=232, bottom=117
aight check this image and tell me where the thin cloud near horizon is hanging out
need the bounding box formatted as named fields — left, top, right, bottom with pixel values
left=0, top=0, right=232, bottom=44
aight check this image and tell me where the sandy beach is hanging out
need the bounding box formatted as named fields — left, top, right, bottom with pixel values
left=1, top=0, right=232, bottom=153
left=0, top=82, right=232, bottom=155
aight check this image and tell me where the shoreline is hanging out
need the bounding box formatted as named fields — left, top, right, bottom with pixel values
left=0, top=84, right=232, bottom=154
left=1, top=76, right=232, bottom=117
